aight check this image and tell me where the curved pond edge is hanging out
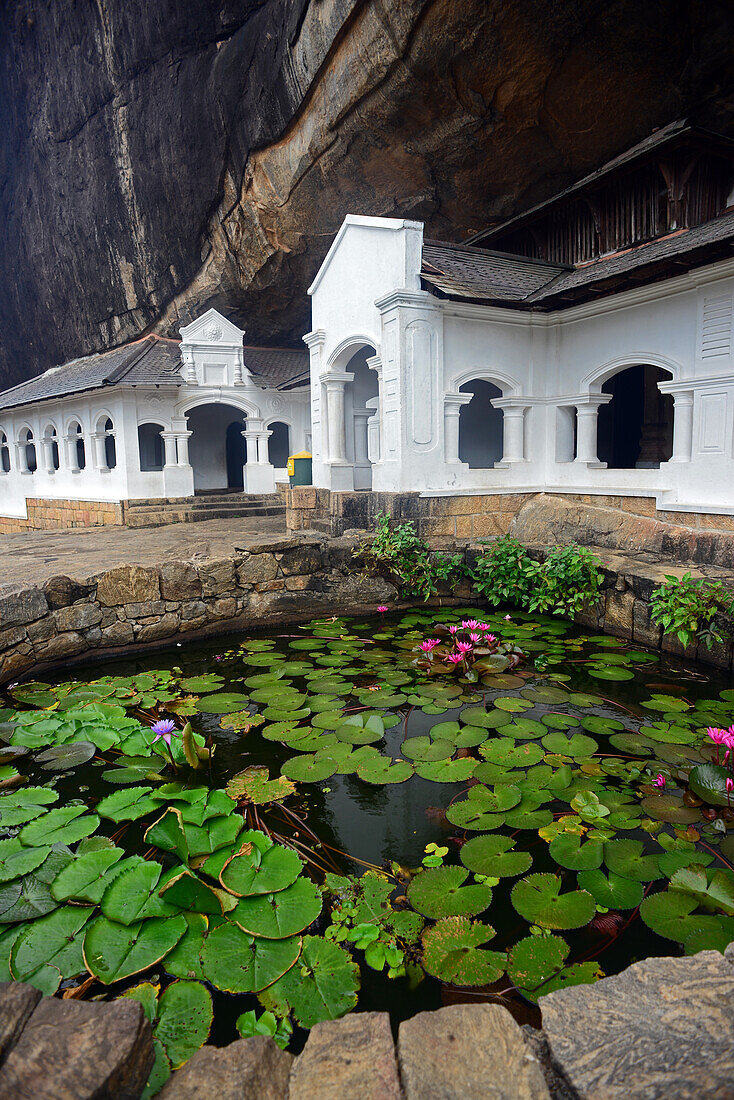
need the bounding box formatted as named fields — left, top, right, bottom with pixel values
left=0, top=533, right=731, bottom=687
left=1, top=945, right=732, bottom=1098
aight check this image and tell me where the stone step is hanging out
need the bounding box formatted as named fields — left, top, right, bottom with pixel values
left=125, top=500, right=283, bottom=515
left=126, top=493, right=281, bottom=509
left=125, top=505, right=285, bottom=528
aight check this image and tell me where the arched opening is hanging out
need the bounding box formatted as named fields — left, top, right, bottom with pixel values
left=43, top=424, right=60, bottom=471
left=20, top=428, right=36, bottom=473
left=458, top=379, right=504, bottom=468
left=96, top=416, right=116, bottom=469
left=138, top=423, right=165, bottom=471
left=597, top=365, right=673, bottom=469
left=268, top=422, right=290, bottom=469
left=0, top=432, right=11, bottom=473
left=344, top=348, right=378, bottom=489
left=186, top=403, right=248, bottom=492
left=68, top=421, right=86, bottom=471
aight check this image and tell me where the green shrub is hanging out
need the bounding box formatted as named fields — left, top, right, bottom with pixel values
left=469, top=536, right=603, bottom=617
left=357, top=512, right=464, bottom=600
left=649, top=573, right=734, bottom=649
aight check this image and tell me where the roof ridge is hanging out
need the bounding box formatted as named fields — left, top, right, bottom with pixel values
left=423, top=238, right=570, bottom=271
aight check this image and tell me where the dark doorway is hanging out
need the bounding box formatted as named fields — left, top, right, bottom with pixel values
left=458, top=379, right=504, bottom=468
left=597, top=365, right=673, bottom=469
left=226, top=421, right=247, bottom=489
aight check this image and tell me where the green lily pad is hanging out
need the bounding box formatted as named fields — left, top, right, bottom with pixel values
left=402, top=737, right=454, bottom=762
left=541, top=732, right=598, bottom=758
left=414, top=759, right=476, bottom=783
left=100, top=861, right=169, bottom=925
left=281, top=755, right=337, bottom=783
left=479, top=741, right=544, bottom=767
left=163, top=913, right=208, bottom=980
left=0, top=788, right=59, bottom=828
left=421, top=916, right=506, bottom=986
left=639, top=888, right=703, bottom=942
left=83, top=914, right=187, bottom=983
left=687, top=763, right=732, bottom=808
left=220, top=840, right=303, bottom=897
left=96, top=787, right=161, bottom=822
left=35, top=741, right=96, bottom=771
left=10, top=904, right=92, bottom=993
left=226, top=766, right=296, bottom=805
left=356, top=757, right=413, bottom=785
left=258, top=935, right=360, bottom=1028
left=608, top=733, right=653, bottom=755
left=507, top=934, right=568, bottom=1002
left=195, top=693, right=249, bottom=714
left=640, top=794, right=701, bottom=824
left=459, top=835, right=532, bottom=878
left=199, top=920, right=302, bottom=993
left=232, top=877, right=323, bottom=938
left=669, top=866, right=734, bottom=916
left=549, top=833, right=604, bottom=870
left=603, top=839, right=662, bottom=882
left=407, top=866, right=492, bottom=919
left=0, top=838, right=52, bottom=883
left=511, top=874, right=595, bottom=930
left=20, top=807, right=100, bottom=847
left=576, top=868, right=644, bottom=909
left=587, top=667, right=635, bottom=681
left=50, top=846, right=125, bottom=903
left=460, top=708, right=510, bottom=729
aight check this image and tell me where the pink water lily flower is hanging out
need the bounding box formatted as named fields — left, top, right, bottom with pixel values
left=484, top=633, right=497, bottom=645
left=446, top=653, right=464, bottom=665
left=707, top=726, right=728, bottom=763
left=469, top=632, right=481, bottom=643
left=504, top=614, right=512, bottom=621
left=456, top=641, right=473, bottom=654
left=420, top=639, right=440, bottom=652
left=653, top=774, right=666, bottom=790
left=377, top=605, right=388, bottom=613
left=461, top=619, right=480, bottom=630
left=727, top=777, right=734, bottom=807
left=448, top=625, right=459, bottom=634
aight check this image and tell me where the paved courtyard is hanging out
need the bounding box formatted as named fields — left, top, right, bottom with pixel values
left=0, top=516, right=286, bottom=594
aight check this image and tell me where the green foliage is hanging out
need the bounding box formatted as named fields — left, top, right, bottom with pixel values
left=236, top=1009, right=292, bottom=1050
left=650, top=573, right=734, bottom=649
left=469, top=537, right=603, bottom=616
left=356, top=511, right=464, bottom=600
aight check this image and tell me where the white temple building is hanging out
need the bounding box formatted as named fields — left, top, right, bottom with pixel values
left=1, top=120, right=734, bottom=528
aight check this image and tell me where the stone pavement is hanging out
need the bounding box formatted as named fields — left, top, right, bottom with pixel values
left=0, top=516, right=286, bottom=594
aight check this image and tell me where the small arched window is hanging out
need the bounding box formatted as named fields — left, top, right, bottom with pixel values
left=68, top=421, right=86, bottom=470
left=102, top=417, right=116, bottom=469
left=43, top=425, right=60, bottom=471
left=20, top=428, right=37, bottom=473
left=137, top=423, right=165, bottom=471
left=267, top=422, right=290, bottom=468
left=0, top=431, right=10, bottom=473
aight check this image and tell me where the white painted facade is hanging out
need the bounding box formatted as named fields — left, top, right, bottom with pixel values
left=305, top=215, right=734, bottom=514
left=0, top=310, right=310, bottom=519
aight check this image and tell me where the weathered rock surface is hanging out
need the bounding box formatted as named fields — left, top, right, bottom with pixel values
left=0, top=993, right=152, bottom=1099
left=398, top=1003, right=550, bottom=1100
left=540, top=951, right=734, bottom=1100
left=0, top=983, right=40, bottom=1066
left=289, top=1012, right=401, bottom=1100
left=158, top=1036, right=292, bottom=1099
left=2, top=2, right=734, bottom=387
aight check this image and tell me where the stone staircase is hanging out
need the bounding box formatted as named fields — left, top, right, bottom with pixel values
left=122, top=490, right=286, bottom=528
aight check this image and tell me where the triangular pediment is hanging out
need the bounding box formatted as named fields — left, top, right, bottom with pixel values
left=179, top=307, right=245, bottom=347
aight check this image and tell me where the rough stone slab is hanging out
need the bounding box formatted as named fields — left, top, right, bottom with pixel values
left=398, top=1004, right=550, bottom=1100
left=0, top=590, right=48, bottom=628
left=158, top=1036, right=291, bottom=1099
left=289, top=1012, right=401, bottom=1100
left=95, top=564, right=161, bottom=606
left=0, top=983, right=41, bottom=1065
left=540, top=951, right=734, bottom=1100
left=0, top=994, right=152, bottom=1099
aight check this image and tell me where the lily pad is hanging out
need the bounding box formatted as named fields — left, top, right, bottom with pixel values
left=10, top=904, right=92, bottom=993
left=258, top=935, right=360, bottom=1028
left=0, top=788, right=59, bottom=828
left=507, top=934, right=568, bottom=1002
left=356, top=758, right=414, bottom=785
left=195, top=693, right=249, bottom=714
left=232, top=877, right=323, bottom=938
left=281, top=755, right=337, bottom=783
left=83, top=914, right=187, bottom=983
left=163, top=913, right=208, bottom=980
left=541, top=731, right=598, bottom=758
left=603, top=839, right=662, bottom=882
left=199, top=920, right=302, bottom=993
left=20, top=807, right=100, bottom=847
left=35, top=741, right=96, bottom=771
left=511, top=874, right=595, bottom=930
left=0, top=838, right=52, bottom=883
left=220, top=841, right=303, bottom=897
left=576, top=869, right=644, bottom=909
left=226, top=767, right=296, bottom=805
left=402, top=737, right=454, bottom=762
left=421, top=916, right=506, bottom=986
left=50, top=846, right=125, bottom=903
left=459, top=835, right=532, bottom=878
left=414, top=759, right=476, bottom=783
left=549, top=833, right=604, bottom=871
left=96, top=786, right=161, bottom=822
left=407, top=866, right=492, bottom=919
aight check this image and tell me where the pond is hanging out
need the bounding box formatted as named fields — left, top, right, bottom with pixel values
left=1, top=606, right=733, bottom=1094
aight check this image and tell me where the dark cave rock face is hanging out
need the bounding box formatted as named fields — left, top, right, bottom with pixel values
left=1, top=0, right=733, bottom=388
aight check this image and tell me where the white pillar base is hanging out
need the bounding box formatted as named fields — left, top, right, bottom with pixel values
left=244, top=463, right=276, bottom=494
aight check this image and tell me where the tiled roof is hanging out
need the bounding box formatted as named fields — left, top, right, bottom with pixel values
left=0, top=336, right=309, bottom=413
left=421, top=210, right=734, bottom=309
left=421, top=241, right=566, bottom=302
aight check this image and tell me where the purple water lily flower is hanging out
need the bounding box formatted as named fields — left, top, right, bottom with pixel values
left=151, top=718, right=177, bottom=747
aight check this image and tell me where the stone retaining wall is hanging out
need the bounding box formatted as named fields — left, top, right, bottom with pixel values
left=0, top=497, right=124, bottom=533
left=1, top=945, right=732, bottom=1098
left=0, top=532, right=732, bottom=686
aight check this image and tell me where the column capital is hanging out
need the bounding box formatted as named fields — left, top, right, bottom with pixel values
left=491, top=398, right=530, bottom=414
left=365, top=354, right=382, bottom=376
left=323, top=371, right=351, bottom=388
left=575, top=393, right=613, bottom=411
left=444, top=392, right=473, bottom=414
left=303, top=329, right=326, bottom=351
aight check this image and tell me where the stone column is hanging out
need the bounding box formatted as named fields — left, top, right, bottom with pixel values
left=443, top=394, right=472, bottom=463
left=65, top=433, right=80, bottom=473
left=366, top=397, right=380, bottom=464
left=41, top=437, right=56, bottom=473
left=324, top=375, right=349, bottom=464
left=492, top=400, right=530, bottom=464
left=91, top=431, right=108, bottom=471
left=574, top=397, right=610, bottom=465
left=160, top=432, right=179, bottom=468
left=15, top=439, right=30, bottom=474
left=243, top=419, right=276, bottom=493
left=176, top=430, right=192, bottom=467
left=669, top=390, right=694, bottom=463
